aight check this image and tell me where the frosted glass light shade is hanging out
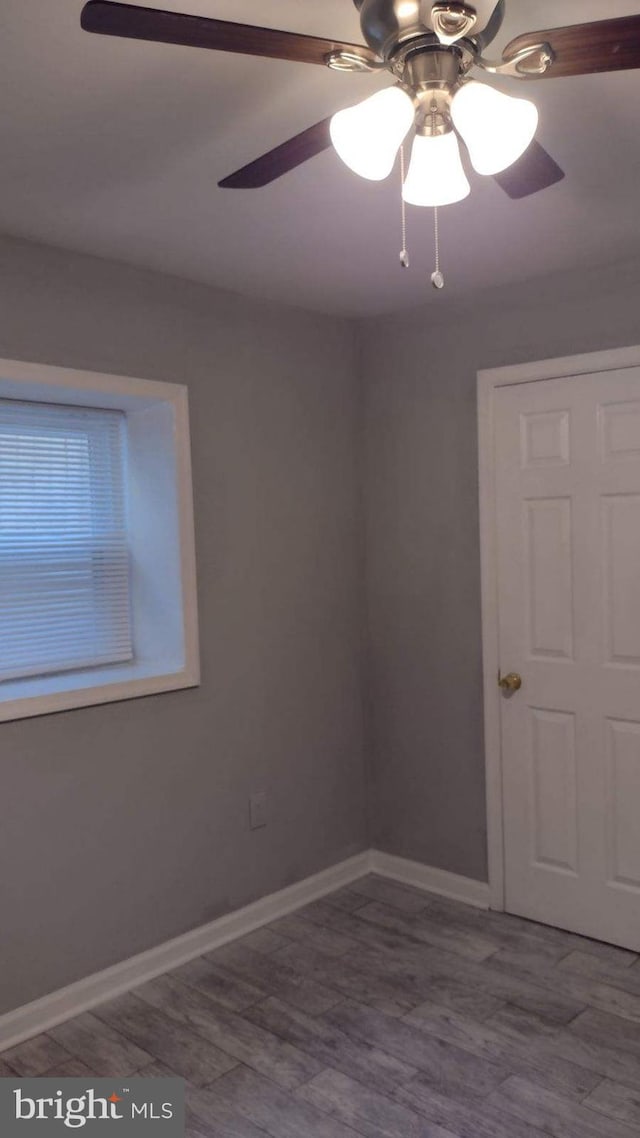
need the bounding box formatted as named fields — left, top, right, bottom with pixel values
left=330, top=87, right=415, bottom=181
left=402, top=131, right=470, bottom=207
left=451, top=80, right=538, bottom=175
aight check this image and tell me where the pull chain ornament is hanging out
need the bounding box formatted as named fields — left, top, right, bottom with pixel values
left=431, top=206, right=444, bottom=289
left=399, top=144, right=409, bottom=268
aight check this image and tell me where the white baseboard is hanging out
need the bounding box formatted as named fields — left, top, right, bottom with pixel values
left=0, top=851, right=371, bottom=1052
left=370, top=850, right=491, bottom=910
left=0, top=848, right=489, bottom=1052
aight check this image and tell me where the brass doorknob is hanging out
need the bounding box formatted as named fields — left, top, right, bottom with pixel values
left=498, top=671, right=522, bottom=693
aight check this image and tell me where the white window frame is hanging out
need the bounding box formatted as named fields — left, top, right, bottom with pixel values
left=0, top=357, right=199, bottom=722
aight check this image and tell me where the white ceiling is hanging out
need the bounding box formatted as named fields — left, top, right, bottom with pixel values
left=2, top=1, right=640, bottom=316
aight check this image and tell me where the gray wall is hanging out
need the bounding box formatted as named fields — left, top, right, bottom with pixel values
left=361, top=258, right=640, bottom=881
left=0, top=235, right=366, bottom=1015
left=5, top=229, right=640, bottom=1018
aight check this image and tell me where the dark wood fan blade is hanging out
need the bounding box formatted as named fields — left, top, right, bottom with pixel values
left=219, top=119, right=333, bottom=189
left=494, top=141, right=565, bottom=199
left=503, top=15, right=640, bottom=78
left=81, top=1, right=377, bottom=67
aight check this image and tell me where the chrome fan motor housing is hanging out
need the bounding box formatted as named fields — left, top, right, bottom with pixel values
left=353, top=0, right=505, bottom=60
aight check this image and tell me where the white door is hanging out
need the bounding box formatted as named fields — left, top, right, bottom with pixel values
left=495, top=367, right=640, bottom=950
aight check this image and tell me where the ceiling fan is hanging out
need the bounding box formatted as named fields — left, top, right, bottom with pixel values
left=80, top=1, right=640, bottom=206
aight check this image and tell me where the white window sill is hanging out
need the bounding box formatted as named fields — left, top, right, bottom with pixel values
left=0, top=659, right=200, bottom=722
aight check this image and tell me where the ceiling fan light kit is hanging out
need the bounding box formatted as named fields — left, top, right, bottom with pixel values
left=81, top=0, right=640, bottom=284
left=332, top=72, right=540, bottom=202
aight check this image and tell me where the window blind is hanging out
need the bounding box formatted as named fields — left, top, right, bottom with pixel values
left=0, top=399, right=132, bottom=682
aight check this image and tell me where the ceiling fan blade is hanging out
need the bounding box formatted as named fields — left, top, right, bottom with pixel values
left=503, top=15, right=640, bottom=78
left=81, top=1, right=377, bottom=68
left=494, top=141, right=565, bottom=199
left=219, top=119, right=333, bottom=189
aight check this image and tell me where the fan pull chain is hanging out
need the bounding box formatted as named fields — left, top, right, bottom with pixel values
left=431, top=206, right=445, bottom=290
left=427, top=98, right=445, bottom=291
left=399, top=144, right=409, bottom=269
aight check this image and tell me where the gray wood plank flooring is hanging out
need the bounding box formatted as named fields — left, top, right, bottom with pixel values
left=49, top=1009, right=154, bottom=1076
left=2, top=874, right=640, bottom=1137
left=583, top=1079, right=640, bottom=1129
left=1, top=1033, right=72, bottom=1076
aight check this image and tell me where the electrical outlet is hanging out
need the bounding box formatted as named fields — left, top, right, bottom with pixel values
left=249, top=791, right=267, bottom=830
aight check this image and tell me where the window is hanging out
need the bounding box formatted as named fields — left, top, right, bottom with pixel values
left=0, top=358, right=199, bottom=721
left=0, top=400, right=132, bottom=681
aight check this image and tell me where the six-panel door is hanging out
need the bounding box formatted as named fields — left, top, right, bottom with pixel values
left=495, top=369, right=640, bottom=949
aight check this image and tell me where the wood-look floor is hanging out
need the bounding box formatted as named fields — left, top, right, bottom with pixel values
left=3, top=875, right=640, bottom=1137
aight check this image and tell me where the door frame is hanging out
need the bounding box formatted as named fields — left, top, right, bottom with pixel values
left=477, top=344, right=640, bottom=911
